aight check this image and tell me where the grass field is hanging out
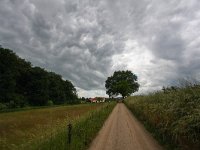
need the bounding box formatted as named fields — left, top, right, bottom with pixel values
left=0, top=103, right=106, bottom=150
left=125, top=85, right=200, bottom=149
left=35, top=102, right=116, bottom=150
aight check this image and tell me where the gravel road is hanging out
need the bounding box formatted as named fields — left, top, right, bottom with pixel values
left=88, top=103, right=163, bottom=150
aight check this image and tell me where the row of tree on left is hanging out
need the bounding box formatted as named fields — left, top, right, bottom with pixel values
left=0, top=47, right=78, bottom=109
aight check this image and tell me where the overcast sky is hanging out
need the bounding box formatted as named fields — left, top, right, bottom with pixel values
left=1, top=0, right=200, bottom=97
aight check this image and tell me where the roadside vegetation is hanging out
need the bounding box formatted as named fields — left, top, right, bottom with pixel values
left=125, top=85, right=200, bottom=149
left=30, top=102, right=116, bottom=150
left=0, top=103, right=109, bottom=150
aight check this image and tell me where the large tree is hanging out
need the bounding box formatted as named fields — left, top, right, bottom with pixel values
left=105, top=70, right=139, bottom=98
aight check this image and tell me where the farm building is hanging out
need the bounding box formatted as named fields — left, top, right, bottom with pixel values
left=90, top=98, right=98, bottom=103
left=89, top=97, right=106, bottom=103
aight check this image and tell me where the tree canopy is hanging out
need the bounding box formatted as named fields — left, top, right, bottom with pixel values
left=0, top=47, right=78, bottom=109
left=105, top=70, right=139, bottom=98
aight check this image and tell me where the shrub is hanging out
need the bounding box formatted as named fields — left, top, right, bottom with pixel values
left=0, top=103, right=7, bottom=110
left=47, top=100, right=54, bottom=106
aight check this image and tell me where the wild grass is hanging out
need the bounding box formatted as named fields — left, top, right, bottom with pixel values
left=0, top=104, right=105, bottom=150
left=125, top=85, right=200, bottom=150
left=30, top=102, right=116, bottom=150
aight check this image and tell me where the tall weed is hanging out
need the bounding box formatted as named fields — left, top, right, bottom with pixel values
left=125, top=86, right=200, bottom=149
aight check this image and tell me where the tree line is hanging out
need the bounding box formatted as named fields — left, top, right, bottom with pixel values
left=0, top=47, right=78, bottom=109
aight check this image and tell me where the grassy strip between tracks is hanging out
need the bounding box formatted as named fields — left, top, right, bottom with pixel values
left=29, top=102, right=116, bottom=150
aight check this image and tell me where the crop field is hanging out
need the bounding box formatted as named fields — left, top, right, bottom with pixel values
left=125, top=85, right=200, bottom=149
left=0, top=104, right=106, bottom=150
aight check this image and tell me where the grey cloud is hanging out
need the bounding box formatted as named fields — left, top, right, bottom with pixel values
left=31, top=13, right=51, bottom=41
left=65, top=1, right=78, bottom=13
left=152, top=30, right=185, bottom=60
left=1, top=0, right=200, bottom=97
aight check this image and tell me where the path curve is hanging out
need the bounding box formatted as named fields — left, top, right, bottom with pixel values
left=88, top=103, right=163, bottom=150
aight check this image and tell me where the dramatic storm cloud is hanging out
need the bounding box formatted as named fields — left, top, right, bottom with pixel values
left=1, top=0, right=200, bottom=97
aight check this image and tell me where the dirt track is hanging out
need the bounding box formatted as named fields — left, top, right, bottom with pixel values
left=88, top=103, right=163, bottom=150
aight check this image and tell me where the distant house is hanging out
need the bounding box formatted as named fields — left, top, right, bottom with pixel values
left=89, top=97, right=106, bottom=103
left=89, top=98, right=97, bottom=103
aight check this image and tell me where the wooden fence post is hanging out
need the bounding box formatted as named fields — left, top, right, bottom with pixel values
left=67, top=123, right=72, bottom=144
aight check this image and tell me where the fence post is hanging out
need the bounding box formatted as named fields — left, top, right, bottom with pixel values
left=67, top=123, right=72, bottom=144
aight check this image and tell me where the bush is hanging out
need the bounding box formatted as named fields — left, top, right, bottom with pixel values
left=0, top=102, right=7, bottom=110
left=47, top=100, right=54, bottom=106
